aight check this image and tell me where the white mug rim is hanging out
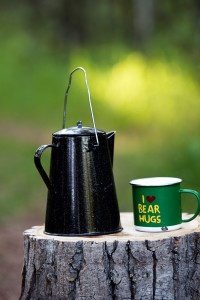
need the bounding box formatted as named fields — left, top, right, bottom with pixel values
left=135, top=224, right=182, bottom=232
left=129, top=177, right=182, bottom=187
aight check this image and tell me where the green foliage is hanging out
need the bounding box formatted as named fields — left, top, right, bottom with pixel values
left=0, top=7, right=200, bottom=219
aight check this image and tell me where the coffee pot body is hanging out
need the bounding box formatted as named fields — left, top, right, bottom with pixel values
left=35, top=124, right=122, bottom=235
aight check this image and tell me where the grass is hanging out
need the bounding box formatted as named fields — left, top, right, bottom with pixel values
left=0, top=138, right=46, bottom=219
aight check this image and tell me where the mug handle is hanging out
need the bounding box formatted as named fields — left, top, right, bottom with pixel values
left=179, top=189, right=200, bottom=222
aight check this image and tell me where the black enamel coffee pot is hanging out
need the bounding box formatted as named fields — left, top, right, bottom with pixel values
left=34, top=67, right=122, bottom=236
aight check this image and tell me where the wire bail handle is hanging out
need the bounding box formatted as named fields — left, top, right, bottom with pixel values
left=62, top=67, right=99, bottom=146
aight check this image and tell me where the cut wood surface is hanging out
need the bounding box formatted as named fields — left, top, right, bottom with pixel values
left=20, top=213, right=200, bottom=300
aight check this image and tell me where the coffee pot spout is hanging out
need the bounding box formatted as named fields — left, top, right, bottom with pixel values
left=106, top=131, right=116, bottom=167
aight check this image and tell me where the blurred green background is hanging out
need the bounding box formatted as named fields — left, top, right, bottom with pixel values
left=1, top=0, right=200, bottom=222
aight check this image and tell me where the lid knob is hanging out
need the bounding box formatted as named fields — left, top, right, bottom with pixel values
left=77, top=121, right=82, bottom=128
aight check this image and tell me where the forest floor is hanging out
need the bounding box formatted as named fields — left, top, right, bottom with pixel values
left=0, top=214, right=43, bottom=300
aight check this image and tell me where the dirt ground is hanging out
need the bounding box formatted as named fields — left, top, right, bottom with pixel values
left=0, top=214, right=43, bottom=300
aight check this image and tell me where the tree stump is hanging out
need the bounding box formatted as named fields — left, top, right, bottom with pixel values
left=20, top=213, right=200, bottom=300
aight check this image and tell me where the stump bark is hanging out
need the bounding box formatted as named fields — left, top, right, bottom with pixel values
left=20, top=213, right=200, bottom=300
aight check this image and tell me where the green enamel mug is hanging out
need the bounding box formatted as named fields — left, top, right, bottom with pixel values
left=130, top=177, right=200, bottom=232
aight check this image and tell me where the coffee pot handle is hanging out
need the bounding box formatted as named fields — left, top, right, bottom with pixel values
left=62, top=67, right=99, bottom=146
left=34, top=144, right=57, bottom=193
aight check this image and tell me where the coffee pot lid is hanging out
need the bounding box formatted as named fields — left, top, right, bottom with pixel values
left=53, top=121, right=105, bottom=137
